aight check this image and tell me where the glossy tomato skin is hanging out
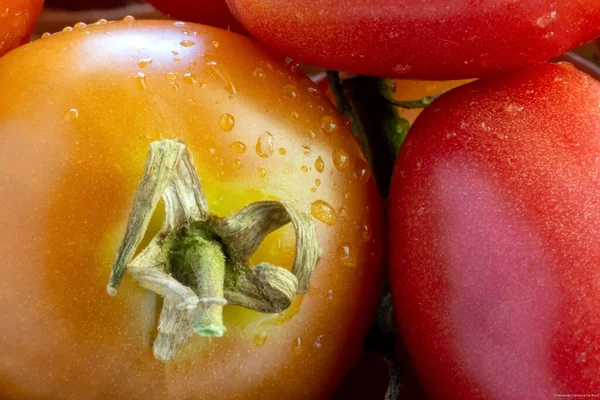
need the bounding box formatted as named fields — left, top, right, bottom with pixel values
left=389, top=63, right=600, bottom=399
left=0, top=21, right=383, bottom=399
left=227, top=0, right=600, bottom=80
left=0, top=0, right=43, bottom=57
left=149, top=0, right=247, bottom=33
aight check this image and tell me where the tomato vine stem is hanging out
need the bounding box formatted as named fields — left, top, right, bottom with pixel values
left=106, top=139, right=322, bottom=361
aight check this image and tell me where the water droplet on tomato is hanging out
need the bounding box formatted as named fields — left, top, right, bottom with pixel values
left=63, top=109, right=79, bottom=121
left=302, top=145, right=311, bottom=155
left=183, top=73, right=198, bottom=84
left=95, top=19, right=108, bottom=25
left=254, top=332, right=268, bottom=347
left=230, top=141, right=247, bottom=154
left=359, top=225, right=372, bottom=241
left=207, top=61, right=237, bottom=95
left=180, top=40, right=196, bottom=47
left=339, top=207, right=348, bottom=218
left=138, top=58, right=153, bottom=68
left=354, top=159, right=370, bottom=183
left=258, top=168, right=267, bottom=177
left=315, top=179, right=321, bottom=186
left=256, top=132, right=274, bottom=158
left=173, top=58, right=181, bottom=63
left=320, top=115, right=338, bottom=135
left=219, top=114, right=235, bottom=132
left=292, top=338, right=303, bottom=355
left=278, top=148, right=287, bottom=155
left=212, top=40, right=220, bottom=48
left=307, top=87, right=320, bottom=97
left=73, top=22, right=87, bottom=30
left=327, top=289, right=333, bottom=301
left=284, top=84, right=298, bottom=100
left=253, top=68, right=266, bottom=79
left=41, top=32, right=52, bottom=39
left=165, top=72, right=177, bottom=82
left=315, top=156, right=325, bottom=173
left=62, top=26, right=73, bottom=33
left=337, top=244, right=357, bottom=267
left=313, top=334, right=325, bottom=349
left=232, top=159, right=243, bottom=170
left=123, top=15, right=135, bottom=22
left=174, top=21, right=185, bottom=27
left=301, top=165, right=309, bottom=172
left=290, top=111, right=300, bottom=120
left=333, top=148, right=350, bottom=171
left=135, top=72, right=147, bottom=90
left=311, top=200, right=336, bottom=226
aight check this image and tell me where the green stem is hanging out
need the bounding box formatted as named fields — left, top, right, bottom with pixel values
left=168, top=223, right=226, bottom=337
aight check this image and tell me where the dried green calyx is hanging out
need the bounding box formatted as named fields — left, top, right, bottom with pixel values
left=107, top=139, right=322, bottom=361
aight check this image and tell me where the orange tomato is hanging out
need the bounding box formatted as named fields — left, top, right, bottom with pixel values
left=0, top=0, right=43, bottom=57
left=0, top=20, right=383, bottom=399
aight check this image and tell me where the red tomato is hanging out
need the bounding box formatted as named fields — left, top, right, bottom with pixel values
left=389, top=63, right=600, bottom=399
left=226, top=0, right=600, bottom=80
left=0, top=0, right=43, bottom=57
left=148, top=0, right=247, bottom=33
left=0, top=20, right=383, bottom=399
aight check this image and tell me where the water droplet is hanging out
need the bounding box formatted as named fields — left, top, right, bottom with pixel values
left=307, top=87, right=320, bottom=97
left=359, top=225, right=372, bottom=241
left=135, top=72, right=147, bottom=90
left=290, top=111, right=300, bottom=120
left=258, top=168, right=267, bottom=177
left=95, top=19, right=108, bottom=25
left=173, top=58, right=181, bottom=63
left=311, top=188, right=317, bottom=193
left=284, top=84, right=298, bottom=100
left=313, top=334, right=325, bottom=349
left=180, top=40, right=196, bottom=47
left=333, top=148, right=350, bottom=171
left=170, top=82, right=179, bottom=91
left=337, top=244, right=357, bottom=267
left=311, top=200, right=337, bottom=226
left=212, top=40, right=220, bottom=48
left=536, top=11, right=556, bottom=28
left=172, top=50, right=179, bottom=56
left=63, top=108, right=79, bottom=121
left=301, top=165, right=309, bottom=172
left=41, top=32, right=52, bottom=39
left=327, top=289, right=333, bottom=300
left=174, top=21, right=185, bottom=27
left=73, top=22, right=87, bottom=30
left=315, top=179, right=321, bottom=186
left=165, top=72, right=177, bottom=82
left=207, top=61, right=238, bottom=94
left=292, top=337, right=303, bottom=355
left=62, top=26, right=73, bottom=33
left=253, top=68, right=266, bottom=79
left=278, top=148, right=287, bottom=155
left=123, top=15, right=135, bottom=22
left=137, top=57, right=153, bottom=68
left=320, top=115, right=338, bottom=135
left=339, top=207, right=348, bottom=218
left=229, top=141, right=247, bottom=154
left=219, top=113, right=235, bottom=132
left=183, top=73, right=198, bottom=84
left=232, top=159, right=243, bottom=170
left=302, top=145, right=310, bottom=155
left=254, top=332, right=267, bottom=347
left=315, top=156, right=325, bottom=173
left=255, top=131, right=274, bottom=158
left=354, top=159, right=370, bottom=183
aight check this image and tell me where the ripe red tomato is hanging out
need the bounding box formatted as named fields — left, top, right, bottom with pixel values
left=389, top=63, right=600, bottom=399
left=148, top=0, right=247, bottom=33
left=0, top=20, right=383, bottom=399
left=0, top=0, right=43, bottom=57
left=226, top=0, right=600, bottom=80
